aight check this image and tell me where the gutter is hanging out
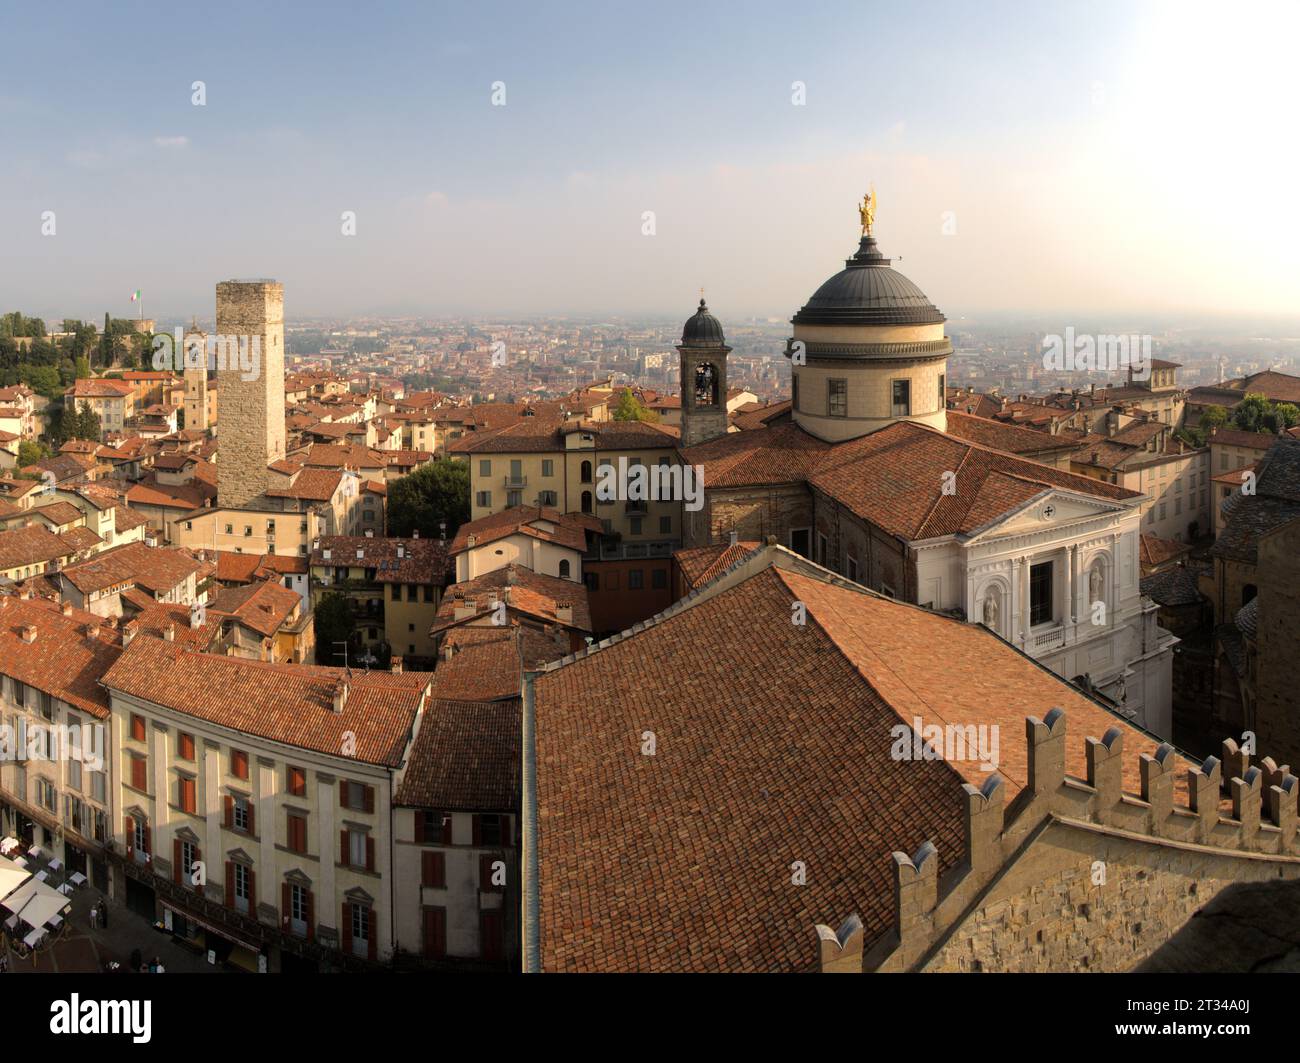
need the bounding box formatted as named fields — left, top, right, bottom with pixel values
left=520, top=670, right=541, bottom=972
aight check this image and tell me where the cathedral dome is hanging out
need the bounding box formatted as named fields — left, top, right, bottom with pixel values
left=792, top=235, right=945, bottom=327
left=681, top=299, right=726, bottom=347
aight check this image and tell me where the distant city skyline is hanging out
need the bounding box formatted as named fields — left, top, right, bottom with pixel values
left=3, top=0, right=1298, bottom=322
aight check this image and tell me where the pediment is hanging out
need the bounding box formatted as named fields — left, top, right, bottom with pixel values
left=970, top=490, right=1127, bottom=541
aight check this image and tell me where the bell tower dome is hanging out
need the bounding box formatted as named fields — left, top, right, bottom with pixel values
left=787, top=193, right=951, bottom=443
left=677, top=297, right=731, bottom=448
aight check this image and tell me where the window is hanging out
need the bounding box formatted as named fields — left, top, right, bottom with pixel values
left=133, top=816, right=148, bottom=854
left=938, top=373, right=945, bottom=410
left=233, top=795, right=251, bottom=833
left=130, top=714, right=146, bottom=742
left=475, top=491, right=492, bottom=508
left=659, top=515, right=671, bottom=534
left=539, top=490, right=557, bottom=507
left=130, top=755, right=147, bottom=792
left=891, top=379, right=911, bottom=418
left=1146, top=507, right=1155, bottom=525
left=288, top=813, right=308, bottom=854
left=828, top=378, right=847, bottom=418
left=558, top=559, right=571, bottom=579
left=847, top=555, right=859, bottom=583
left=541, top=459, right=554, bottom=477
left=507, top=489, right=522, bottom=507
left=178, top=775, right=196, bottom=814
left=68, top=753, right=82, bottom=793
left=584, top=571, right=599, bottom=591
left=36, top=778, right=56, bottom=812
left=233, top=862, right=251, bottom=913
left=478, top=459, right=491, bottom=476
left=580, top=460, right=592, bottom=483
left=180, top=840, right=197, bottom=886
left=231, top=749, right=249, bottom=779
left=652, top=568, right=668, bottom=590
left=477, top=814, right=505, bottom=847
left=91, top=770, right=106, bottom=804
left=406, top=584, right=417, bottom=602
left=348, top=830, right=369, bottom=869
left=1159, top=502, right=1167, bottom=520
left=351, top=902, right=370, bottom=955
left=628, top=569, right=644, bottom=590
left=422, top=850, right=446, bottom=888
left=341, top=780, right=373, bottom=812
left=1029, top=561, right=1053, bottom=626
left=630, top=517, right=642, bottom=535
left=178, top=732, right=195, bottom=761
left=287, top=766, right=307, bottom=797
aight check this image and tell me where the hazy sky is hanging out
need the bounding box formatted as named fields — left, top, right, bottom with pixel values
left=3, top=0, right=1298, bottom=325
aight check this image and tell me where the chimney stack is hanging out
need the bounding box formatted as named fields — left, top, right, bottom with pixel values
left=86, top=621, right=100, bottom=639
left=390, top=655, right=403, bottom=674
left=122, top=619, right=139, bottom=647
left=163, top=623, right=175, bottom=642
left=331, top=679, right=349, bottom=713
left=555, top=602, right=573, bottom=625
left=60, top=601, right=73, bottom=617
left=729, top=530, right=738, bottom=547
left=20, top=625, right=36, bottom=644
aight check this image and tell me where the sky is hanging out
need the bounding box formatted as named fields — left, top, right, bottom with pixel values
left=2, top=0, right=1298, bottom=325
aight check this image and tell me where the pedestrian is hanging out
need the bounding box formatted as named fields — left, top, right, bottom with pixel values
left=89, top=905, right=98, bottom=930
left=154, top=956, right=165, bottom=974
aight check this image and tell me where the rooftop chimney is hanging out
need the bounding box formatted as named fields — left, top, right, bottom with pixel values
left=729, top=530, right=738, bottom=547
left=332, top=679, right=349, bottom=713
left=122, top=619, right=139, bottom=647
left=60, top=601, right=73, bottom=617
left=555, top=602, right=573, bottom=625
left=86, top=621, right=100, bottom=639
left=453, top=596, right=476, bottom=622
left=466, top=534, right=476, bottom=548
left=390, top=655, right=403, bottom=674
left=163, top=623, right=175, bottom=642
left=20, top=624, right=36, bottom=643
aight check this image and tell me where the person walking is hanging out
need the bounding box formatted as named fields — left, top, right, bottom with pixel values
left=89, top=904, right=98, bottom=930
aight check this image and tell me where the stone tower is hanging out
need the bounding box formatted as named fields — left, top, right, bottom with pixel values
left=676, top=298, right=731, bottom=448
left=182, top=318, right=208, bottom=432
left=787, top=204, right=951, bottom=443
left=215, top=280, right=285, bottom=508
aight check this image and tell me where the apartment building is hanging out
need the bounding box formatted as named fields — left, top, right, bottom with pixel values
left=63, top=379, right=136, bottom=438
left=100, top=636, right=432, bottom=972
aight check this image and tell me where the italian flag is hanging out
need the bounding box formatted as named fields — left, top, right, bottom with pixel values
left=130, top=290, right=141, bottom=302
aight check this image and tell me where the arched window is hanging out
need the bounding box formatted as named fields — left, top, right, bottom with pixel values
left=558, top=559, right=571, bottom=579
left=580, top=460, right=592, bottom=483
left=581, top=491, right=593, bottom=515
left=694, top=363, right=719, bottom=407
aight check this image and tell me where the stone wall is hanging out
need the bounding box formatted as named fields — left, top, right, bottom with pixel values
left=687, top=484, right=813, bottom=551
left=1256, top=519, right=1300, bottom=765
left=215, top=280, right=285, bottom=508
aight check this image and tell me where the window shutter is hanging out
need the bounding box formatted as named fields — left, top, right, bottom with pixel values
left=472, top=814, right=481, bottom=846
left=247, top=868, right=256, bottom=910
left=223, top=795, right=233, bottom=829
left=173, top=839, right=182, bottom=884
left=225, top=862, right=235, bottom=907
left=339, top=779, right=347, bottom=806
left=368, top=908, right=377, bottom=962
left=282, top=883, right=291, bottom=927
left=365, top=835, right=375, bottom=872
left=124, top=815, right=134, bottom=857
left=246, top=801, right=255, bottom=837
left=341, top=902, right=352, bottom=953
left=143, top=824, right=151, bottom=855
left=421, top=850, right=445, bottom=888
left=413, top=810, right=425, bottom=844
left=340, top=829, right=348, bottom=866
left=363, top=785, right=375, bottom=814
left=305, top=890, right=314, bottom=943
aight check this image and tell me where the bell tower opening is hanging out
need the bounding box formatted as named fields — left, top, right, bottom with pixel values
left=677, top=298, right=731, bottom=449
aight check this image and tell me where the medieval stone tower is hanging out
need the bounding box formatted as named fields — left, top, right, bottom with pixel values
left=676, top=298, right=731, bottom=448
left=215, top=279, right=285, bottom=508
left=182, top=317, right=208, bottom=432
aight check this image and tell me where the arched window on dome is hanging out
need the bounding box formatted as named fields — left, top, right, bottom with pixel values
left=694, top=363, right=719, bottom=407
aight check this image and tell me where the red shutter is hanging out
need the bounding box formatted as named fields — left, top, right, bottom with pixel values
left=413, top=810, right=425, bottom=844
left=173, top=839, right=182, bottom=884
left=341, top=902, right=352, bottom=953
left=365, top=835, right=375, bottom=872
left=223, top=795, right=233, bottom=829
left=367, top=908, right=377, bottom=962
left=281, top=883, right=291, bottom=927
left=363, top=785, right=375, bottom=814
left=340, top=829, right=348, bottom=866
left=225, top=862, right=235, bottom=907
left=339, top=779, right=348, bottom=807
left=422, top=850, right=446, bottom=888
left=472, top=814, right=481, bottom=846
left=305, top=890, right=314, bottom=943
left=143, top=824, right=151, bottom=856
left=131, top=757, right=146, bottom=791
left=246, top=801, right=255, bottom=837
left=422, top=908, right=446, bottom=959
left=124, top=815, right=134, bottom=857
left=247, top=868, right=256, bottom=910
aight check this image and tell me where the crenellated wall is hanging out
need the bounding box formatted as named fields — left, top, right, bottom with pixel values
left=815, top=709, right=1300, bottom=973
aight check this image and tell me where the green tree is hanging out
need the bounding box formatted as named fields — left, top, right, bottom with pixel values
left=386, top=458, right=470, bottom=538
left=1231, top=394, right=1270, bottom=433
left=313, top=591, right=356, bottom=666
left=612, top=387, right=659, bottom=423
left=1263, top=402, right=1299, bottom=434
left=16, top=440, right=49, bottom=467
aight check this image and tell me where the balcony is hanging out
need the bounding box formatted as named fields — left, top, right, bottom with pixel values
left=1030, top=625, right=1066, bottom=652
left=502, top=474, right=528, bottom=488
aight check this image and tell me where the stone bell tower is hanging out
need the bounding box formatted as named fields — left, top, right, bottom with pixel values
left=676, top=298, right=731, bottom=448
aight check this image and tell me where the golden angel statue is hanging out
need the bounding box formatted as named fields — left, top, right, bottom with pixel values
left=858, top=188, right=876, bottom=235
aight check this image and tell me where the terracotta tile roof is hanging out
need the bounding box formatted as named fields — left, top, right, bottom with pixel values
left=114, top=506, right=150, bottom=534
left=731, top=399, right=793, bottom=431
left=215, top=551, right=308, bottom=584
left=65, top=379, right=134, bottom=398
left=264, top=468, right=342, bottom=502
left=58, top=526, right=103, bottom=553
left=59, top=541, right=203, bottom=596
left=0, top=525, right=80, bottom=571
left=123, top=599, right=220, bottom=648
left=311, top=535, right=449, bottom=585
left=448, top=417, right=678, bottom=455
left=210, top=578, right=302, bottom=637
left=673, top=540, right=762, bottom=588
left=433, top=565, right=591, bottom=634
left=430, top=627, right=524, bottom=702
left=126, top=479, right=214, bottom=510
left=394, top=697, right=521, bottom=811
left=302, top=443, right=386, bottom=470
left=25, top=501, right=84, bottom=527
left=1207, top=427, right=1278, bottom=450
left=1139, top=533, right=1190, bottom=568
left=1210, top=462, right=1258, bottom=486
left=101, top=636, right=430, bottom=765
left=944, top=411, right=1077, bottom=456
left=0, top=595, right=121, bottom=717
left=449, top=505, right=591, bottom=555
left=530, top=556, right=1185, bottom=972
left=680, top=421, right=832, bottom=487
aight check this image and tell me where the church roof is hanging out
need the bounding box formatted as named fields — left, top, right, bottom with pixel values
left=792, top=235, right=945, bottom=327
